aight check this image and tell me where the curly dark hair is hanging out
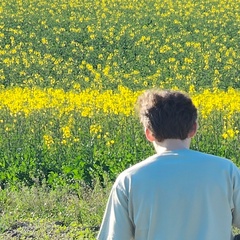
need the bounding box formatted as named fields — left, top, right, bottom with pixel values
left=136, top=89, right=198, bottom=142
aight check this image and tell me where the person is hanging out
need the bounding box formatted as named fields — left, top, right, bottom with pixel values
left=97, top=89, right=240, bottom=240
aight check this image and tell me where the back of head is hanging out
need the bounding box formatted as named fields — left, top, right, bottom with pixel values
left=136, top=89, right=198, bottom=142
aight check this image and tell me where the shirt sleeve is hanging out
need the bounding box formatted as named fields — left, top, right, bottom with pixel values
left=232, top=167, right=240, bottom=228
left=97, top=180, right=134, bottom=240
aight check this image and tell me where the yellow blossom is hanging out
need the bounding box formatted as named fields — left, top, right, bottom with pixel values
left=43, top=134, right=54, bottom=148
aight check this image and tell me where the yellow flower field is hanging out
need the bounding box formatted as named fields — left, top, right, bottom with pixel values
left=0, top=0, right=239, bottom=187
left=0, top=85, right=239, bottom=145
left=0, top=85, right=239, bottom=123
left=0, top=0, right=239, bottom=91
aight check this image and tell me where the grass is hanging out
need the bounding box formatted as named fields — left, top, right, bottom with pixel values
left=0, top=180, right=111, bottom=239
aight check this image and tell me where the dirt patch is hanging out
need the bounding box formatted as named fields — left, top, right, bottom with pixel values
left=1, top=221, right=99, bottom=239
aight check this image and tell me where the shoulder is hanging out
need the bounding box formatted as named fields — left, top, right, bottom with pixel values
left=187, top=149, right=240, bottom=176
left=120, top=154, right=159, bottom=177
left=113, top=154, right=158, bottom=190
left=188, top=149, right=236, bottom=164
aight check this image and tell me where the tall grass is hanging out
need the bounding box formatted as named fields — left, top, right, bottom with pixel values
left=0, top=180, right=111, bottom=239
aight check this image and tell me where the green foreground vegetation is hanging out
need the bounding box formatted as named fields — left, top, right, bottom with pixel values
left=0, top=180, right=112, bottom=239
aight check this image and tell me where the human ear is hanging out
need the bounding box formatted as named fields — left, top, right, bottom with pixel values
left=188, top=121, right=198, bottom=138
left=145, top=128, right=155, bottom=142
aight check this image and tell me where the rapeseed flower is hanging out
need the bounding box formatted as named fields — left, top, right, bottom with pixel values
left=1, top=0, right=238, bottom=90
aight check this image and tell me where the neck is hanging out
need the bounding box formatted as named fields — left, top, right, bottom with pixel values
left=153, top=138, right=191, bottom=154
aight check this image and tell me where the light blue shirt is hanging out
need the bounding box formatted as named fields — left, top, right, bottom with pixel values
left=97, top=149, right=240, bottom=240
